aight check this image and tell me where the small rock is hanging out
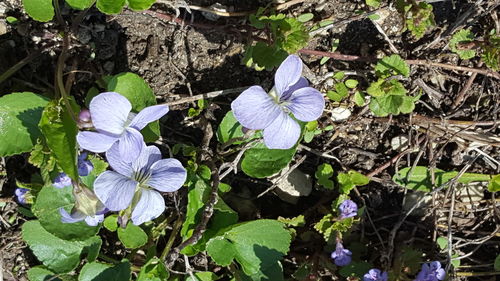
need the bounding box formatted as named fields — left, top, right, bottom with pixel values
left=402, top=191, right=433, bottom=216
left=0, top=20, right=7, bottom=36
left=391, top=135, right=409, bottom=151
left=274, top=168, right=312, bottom=204
left=330, top=107, right=351, bottom=122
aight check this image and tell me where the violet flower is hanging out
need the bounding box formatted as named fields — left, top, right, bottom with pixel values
left=78, top=109, right=93, bottom=129
left=364, top=269, right=388, bottom=281
left=331, top=242, right=352, bottom=266
left=231, top=55, right=325, bottom=149
left=77, top=92, right=169, bottom=162
left=94, top=142, right=187, bottom=225
left=15, top=188, right=30, bottom=205
left=339, top=199, right=358, bottom=219
left=53, top=173, right=72, bottom=189
left=415, top=261, right=446, bottom=281
left=60, top=207, right=107, bottom=226
left=78, top=152, right=94, bottom=176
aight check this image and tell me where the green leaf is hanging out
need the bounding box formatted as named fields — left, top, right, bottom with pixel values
left=393, top=166, right=493, bottom=192
left=280, top=18, right=309, bottom=53
left=333, top=71, right=345, bottom=80
left=217, top=111, right=245, bottom=144
left=353, top=91, right=365, bottom=106
left=137, top=257, right=169, bottom=281
left=494, top=254, right=500, bottom=271
left=82, top=236, right=102, bottom=263
left=78, top=261, right=131, bottom=281
left=0, top=92, right=49, bottom=156
left=22, top=0, right=54, bottom=22
left=241, top=142, right=297, bottom=178
left=334, top=82, right=349, bottom=99
left=22, top=220, right=99, bottom=273
left=488, top=174, right=500, bottom=192
left=106, top=72, right=160, bottom=142
left=345, top=79, right=359, bottom=89
left=117, top=222, right=148, bottom=249
left=277, top=215, right=305, bottom=227
left=96, top=0, right=126, bottom=14
left=297, top=13, right=314, bottom=23
left=6, top=16, right=18, bottom=24
left=185, top=272, right=220, bottom=281
left=313, top=214, right=335, bottom=242
left=375, top=54, right=410, bottom=78
left=127, top=0, right=156, bottom=11
left=206, top=220, right=291, bottom=277
left=28, top=267, right=64, bottom=281
left=449, top=29, right=476, bottom=60
left=315, top=163, right=334, bottom=189
left=366, top=0, right=381, bottom=8
left=32, top=185, right=100, bottom=240
left=249, top=42, right=288, bottom=70
left=103, top=214, right=119, bottom=232
left=65, top=0, right=94, bottom=10
left=436, top=236, right=447, bottom=250
left=401, top=2, right=435, bottom=39
left=39, top=99, right=79, bottom=180
left=367, top=14, right=380, bottom=20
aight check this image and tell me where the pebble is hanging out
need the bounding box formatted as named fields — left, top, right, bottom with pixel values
left=275, top=168, right=312, bottom=204
left=330, top=107, right=351, bottom=122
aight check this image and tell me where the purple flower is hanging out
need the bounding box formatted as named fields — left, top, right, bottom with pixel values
left=76, top=92, right=169, bottom=162
left=231, top=55, right=325, bottom=149
left=415, top=261, right=446, bottom=281
left=331, top=242, right=352, bottom=266
left=339, top=199, right=358, bottom=219
left=94, top=142, right=187, bottom=225
left=53, top=173, right=72, bottom=189
left=59, top=183, right=107, bottom=226
left=15, top=188, right=30, bottom=205
left=78, top=109, right=93, bottom=129
left=364, top=269, right=388, bottom=281
left=59, top=207, right=107, bottom=226
left=78, top=152, right=94, bottom=176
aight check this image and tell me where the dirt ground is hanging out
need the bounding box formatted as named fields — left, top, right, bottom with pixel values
left=0, top=0, right=499, bottom=280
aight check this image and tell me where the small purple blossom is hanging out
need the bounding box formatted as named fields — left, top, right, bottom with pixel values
left=231, top=55, right=325, bottom=149
left=53, top=173, right=72, bottom=189
left=59, top=207, right=107, bottom=226
left=78, top=152, right=94, bottom=176
left=78, top=109, right=93, bottom=129
left=415, top=261, right=446, bottom=281
left=77, top=92, right=169, bottom=162
left=15, top=188, right=29, bottom=205
left=339, top=199, right=358, bottom=219
left=94, top=142, right=187, bottom=225
left=331, top=242, right=352, bottom=266
left=364, top=269, right=388, bottom=281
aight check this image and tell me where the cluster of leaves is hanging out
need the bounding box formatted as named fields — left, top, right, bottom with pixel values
left=450, top=29, right=500, bottom=71
left=22, top=0, right=155, bottom=22
left=395, top=0, right=436, bottom=39
left=327, top=71, right=365, bottom=106
left=303, top=120, right=333, bottom=143
left=243, top=9, right=309, bottom=70
left=367, top=54, right=420, bottom=117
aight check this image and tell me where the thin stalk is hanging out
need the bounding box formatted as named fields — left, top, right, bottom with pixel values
left=160, top=218, right=183, bottom=261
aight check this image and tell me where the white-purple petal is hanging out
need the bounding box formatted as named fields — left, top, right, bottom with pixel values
left=118, top=128, right=144, bottom=163
left=275, top=55, right=303, bottom=98
left=77, top=131, right=118, bottom=153
left=53, top=173, right=72, bottom=189
left=129, top=105, right=169, bottom=131
left=231, top=86, right=282, bottom=130
left=147, top=159, right=187, bottom=192
left=84, top=214, right=105, bottom=226
left=59, top=208, right=85, bottom=223
left=286, top=87, right=325, bottom=122
left=89, top=92, right=132, bottom=135
left=94, top=171, right=137, bottom=211
left=263, top=111, right=301, bottom=149
left=132, top=145, right=162, bottom=174
left=131, top=189, right=165, bottom=225
left=106, top=143, right=133, bottom=177
left=281, top=77, right=309, bottom=101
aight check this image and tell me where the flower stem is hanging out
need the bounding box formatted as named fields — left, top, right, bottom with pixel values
left=160, top=218, right=183, bottom=261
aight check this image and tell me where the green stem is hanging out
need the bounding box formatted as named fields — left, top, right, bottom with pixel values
left=160, top=218, right=183, bottom=261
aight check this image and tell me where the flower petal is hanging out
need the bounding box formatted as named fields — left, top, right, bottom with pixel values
left=231, top=86, right=282, bottom=130
left=119, top=128, right=144, bottom=163
left=263, top=111, right=301, bottom=149
left=59, top=208, right=85, bottom=223
left=84, top=214, right=104, bottom=226
left=94, top=171, right=137, bottom=211
left=131, top=189, right=165, bottom=225
left=147, top=159, right=187, bottom=192
left=130, top=105, right=169, bottom=131
left=77, top=131, right=118, bottom=153
left=89, top=92, right=132, bottom=135
left=281, top=77, right=309, bottom=101
left=286, top=87, right=325, bottom=122
left=435, top=268, right=446, bottom=281
left=275, top=55, right=303, bottom=98
left=106, top=142, right=133, bottom=177
left=133, top=145, right=162, bottom=173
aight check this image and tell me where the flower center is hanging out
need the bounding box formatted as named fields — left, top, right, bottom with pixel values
left=268, top=87, right=291, bottom=112
left=133, top=167, right=151, bottom=184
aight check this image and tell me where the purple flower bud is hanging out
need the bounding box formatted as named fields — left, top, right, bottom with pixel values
left=77, top=152, right=94, bottom=176
left=15, top=188, right=29, bottom=205
left=331, top=242, right=352, bottom=266
left=364, top=269, right=388, bottom=281
left=53, top=173, right=72, bottom=189
left=339, top=199, right=358, bottom=219
left=78, top=109, right=93, bottom=129
left=415, top=261, right=446, bottom=281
